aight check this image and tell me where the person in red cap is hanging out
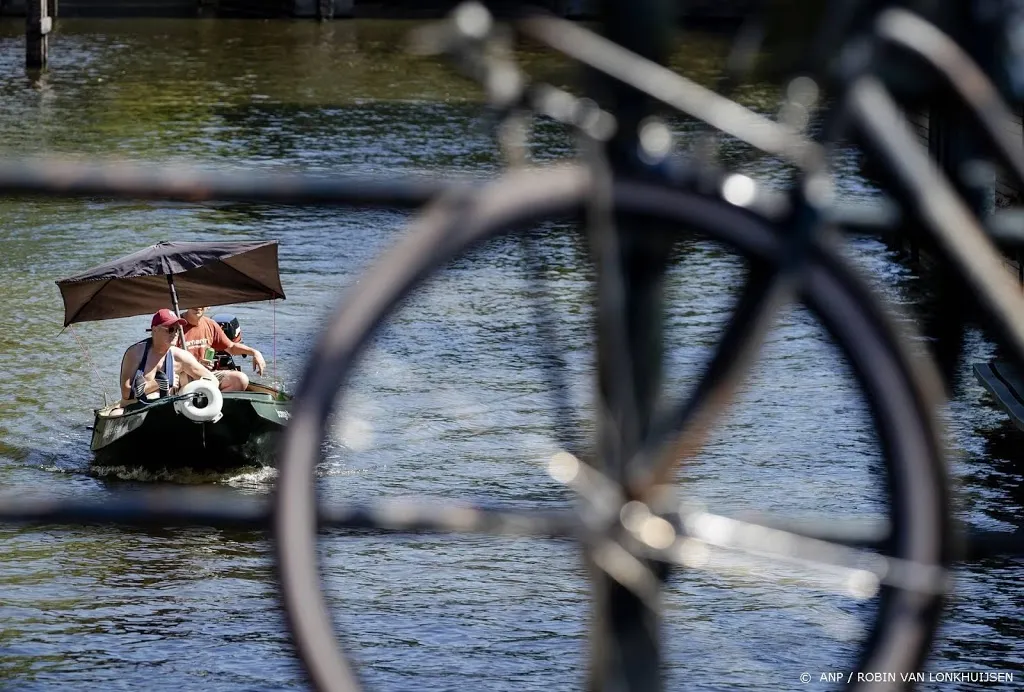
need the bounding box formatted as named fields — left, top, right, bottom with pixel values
left=116, top=308, right=216, bottom=405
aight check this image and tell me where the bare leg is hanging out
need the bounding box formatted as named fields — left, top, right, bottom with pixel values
left=217, top=371, right=249, bottom=392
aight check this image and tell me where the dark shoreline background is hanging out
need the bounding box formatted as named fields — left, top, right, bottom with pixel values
left=0, top=0, right=752, bottom=28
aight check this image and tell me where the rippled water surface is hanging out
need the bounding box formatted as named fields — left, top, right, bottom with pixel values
left=0, top=17, right=1021, bottom=691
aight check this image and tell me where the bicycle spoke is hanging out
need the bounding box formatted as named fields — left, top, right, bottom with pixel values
left=721, top=511, right=891, bottom=550
left=643, top=509, right=950, bottom=598
left=628, top=263, right=785, bottom=495
left=519, top=233, right=591, bottom=461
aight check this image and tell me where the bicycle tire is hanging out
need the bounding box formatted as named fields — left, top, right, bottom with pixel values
left=275, top=164, right=953, bottom=691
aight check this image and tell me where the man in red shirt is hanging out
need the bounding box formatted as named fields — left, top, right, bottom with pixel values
left=179, top=306, right=268, bottom=392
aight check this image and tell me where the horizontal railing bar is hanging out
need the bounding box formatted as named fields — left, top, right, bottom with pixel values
left=0, top=492, right=270, bottom=528
left=0, top=493, right=580, bottom=537
left=8, top=157, right=1024, bottom=251
left=1, top=492, right=1019, bottom=557
left=0, top=158, right=452, bottom=208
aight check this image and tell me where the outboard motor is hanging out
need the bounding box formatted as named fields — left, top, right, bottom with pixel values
left=212, top=313, right=244, bottom=371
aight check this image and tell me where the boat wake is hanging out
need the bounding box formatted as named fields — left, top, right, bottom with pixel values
left=222, top=465, right=278, bottom=487
left=319, top=462, right=387, bottom=478
left=88, top=464, right=251, bottom=484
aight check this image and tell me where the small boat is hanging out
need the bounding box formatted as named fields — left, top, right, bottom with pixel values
left=57, top=240, right=290, bottom=469
left=974, top=360, right=1024, bottom=433
left=90, top=383, right=291, bottom=470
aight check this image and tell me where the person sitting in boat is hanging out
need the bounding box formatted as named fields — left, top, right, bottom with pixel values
left=118, top=308, right=217, bottom=405
left=179, top=306, right=267, bottom=392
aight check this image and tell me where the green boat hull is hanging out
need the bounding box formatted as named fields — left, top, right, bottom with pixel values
left=91, top=390, right=291, bottom=470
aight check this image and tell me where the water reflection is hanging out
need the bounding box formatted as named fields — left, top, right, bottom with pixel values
left=968, top=420, right=1024, bottom=527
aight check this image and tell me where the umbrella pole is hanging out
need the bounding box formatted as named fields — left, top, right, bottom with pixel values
left=167, top=275, right=186, bottom=348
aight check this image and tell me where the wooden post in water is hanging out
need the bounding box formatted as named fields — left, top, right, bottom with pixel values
left=25, top=0, right=51, bottom=70
left=294, top=0, right=351, bottom=19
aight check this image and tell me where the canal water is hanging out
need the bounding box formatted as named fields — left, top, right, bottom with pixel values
left=0, top=17, right=1020, bottom=691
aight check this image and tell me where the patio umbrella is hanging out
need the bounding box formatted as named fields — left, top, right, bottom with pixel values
left=56, top=240, right=286, bottom=327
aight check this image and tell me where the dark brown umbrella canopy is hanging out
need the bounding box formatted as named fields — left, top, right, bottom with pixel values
left=56, top=240, right=286, bottom=326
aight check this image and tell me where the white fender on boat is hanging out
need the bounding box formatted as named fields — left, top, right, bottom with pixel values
left=174, top=379, right=224, bottom=423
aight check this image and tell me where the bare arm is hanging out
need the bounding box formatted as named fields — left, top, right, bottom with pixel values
left=119, top=344, right=140, bottom=401
left=171, top=346, right=215, bottom=383
left=225, top=342, right=266, bottom=375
